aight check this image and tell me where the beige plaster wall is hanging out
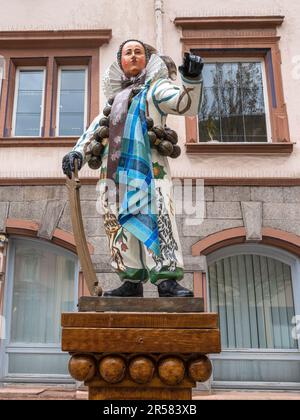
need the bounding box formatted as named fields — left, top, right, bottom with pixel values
left=0, top=0, right=299, bottom=179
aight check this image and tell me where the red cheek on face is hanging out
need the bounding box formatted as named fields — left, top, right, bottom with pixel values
left=121, top=56, right=131, bottom=74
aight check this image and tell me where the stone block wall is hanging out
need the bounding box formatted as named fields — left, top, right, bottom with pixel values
left=0, top=185, right=299, bottom=296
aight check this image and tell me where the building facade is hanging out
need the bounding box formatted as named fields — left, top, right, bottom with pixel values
left=0, top=0, right=299, bottom=389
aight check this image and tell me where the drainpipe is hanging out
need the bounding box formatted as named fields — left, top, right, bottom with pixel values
left=154, top=0, right=164, bottom=54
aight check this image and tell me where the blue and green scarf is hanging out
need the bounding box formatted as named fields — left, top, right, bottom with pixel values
left=116, top=86, right=161, bottom=256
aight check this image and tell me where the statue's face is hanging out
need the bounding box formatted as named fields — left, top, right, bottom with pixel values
left=121, top=41, right=147, bottom=77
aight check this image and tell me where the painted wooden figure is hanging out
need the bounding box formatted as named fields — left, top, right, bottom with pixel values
left=62, top=40, right=203, bottom=297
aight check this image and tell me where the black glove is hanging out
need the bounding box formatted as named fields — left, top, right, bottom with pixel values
left=62, top=151, right=83, bottom=179
left=179, top=53, right=204, bottom=79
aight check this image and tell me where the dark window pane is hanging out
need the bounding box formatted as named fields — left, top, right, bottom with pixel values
left=60, top=70, right=86, bottom=91
left=59, top=90, right=85, bottom=113
left=17, top=90, right=43, bottom=114
left=19, top=71, right=44, bottom=91
left=59, top=113, right=85, bottom=136
left=199, top=117, right=221, bottom=142
left=245, top=135, right=268, bottom=143
left=221, top=115, right=245, bottom=139
left=244, top=115, right=268, bottom=140
left=15, top=114, right=41, bottom=136
left=221, top=135, right=246, bottom=143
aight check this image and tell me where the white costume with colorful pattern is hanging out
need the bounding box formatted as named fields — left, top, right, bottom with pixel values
left=73, top=55, right=203, bottom=284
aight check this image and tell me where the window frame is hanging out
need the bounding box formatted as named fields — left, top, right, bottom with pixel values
left=55, top=65, right=89, bottom=138
left=0, top=29, right=112, bottom=146
left=199, top=57, right=273, bottom=144
left=11, top=66, right=47, bottom=138
left=174, top=16, right=293, bottom=155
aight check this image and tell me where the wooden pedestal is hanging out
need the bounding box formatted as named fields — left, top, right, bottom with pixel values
left=61, top=298, right=221, bottom=400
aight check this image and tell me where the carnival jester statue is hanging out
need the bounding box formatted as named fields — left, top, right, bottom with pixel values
left=62, top=40, right=203, bottom=298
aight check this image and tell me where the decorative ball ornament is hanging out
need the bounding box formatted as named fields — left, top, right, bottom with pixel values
left=91, top=141, right=104, bottom=157
left=188, top=356, right=212, bottom=383
left=68, top=355, right=96, bottom=382
left=99, top=356, right=126, bottom=384
left=98, top=126, right=110, bottom=140
left=108, top=96, right=115, bottom=106
left=129, top=356, right=155, bottom=384
left=157, top=140, right=174, bottom=156
left=164, top=128, right=178, bottom=145
left=99, top=116, right=110, bottom=127
left=170, top=144, right=181, bottom=159
left=146, top=117, right=154, bottom=130
left=148, top=131, right=157, bottom=147
left=158, top=357, right=185, bottom=386
left=153, top=126, right=165, bottom=140
left=103, top=105, right=112, bottom=117
left=88, top=156, right=102, bottom=170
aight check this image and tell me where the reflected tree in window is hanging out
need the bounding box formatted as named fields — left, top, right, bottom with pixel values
left=199, top=62, right=268, bottom=143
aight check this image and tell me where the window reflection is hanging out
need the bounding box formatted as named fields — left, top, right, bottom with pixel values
left=14, top=70, right=45, bottom=137
left=199, top=62, right=268, bottom=143
left=58, top=69, right=86, bottom=136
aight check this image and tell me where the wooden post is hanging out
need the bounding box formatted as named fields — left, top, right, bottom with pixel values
left=62, top=297, right=221, bottom=400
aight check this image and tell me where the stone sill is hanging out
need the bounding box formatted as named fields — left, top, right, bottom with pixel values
left=186, top=142, right=294, bottom=154
left=0, top=137, right=78, bottom=147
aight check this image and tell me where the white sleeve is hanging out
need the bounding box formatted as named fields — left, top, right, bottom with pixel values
left=151, top=75, right=203, bottom=117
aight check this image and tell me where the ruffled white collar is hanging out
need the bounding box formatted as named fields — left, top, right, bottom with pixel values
left=103, top=54, right=169, bottom=99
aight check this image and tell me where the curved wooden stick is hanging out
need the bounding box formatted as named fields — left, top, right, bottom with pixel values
left=66, top=161, right=102, bottom=296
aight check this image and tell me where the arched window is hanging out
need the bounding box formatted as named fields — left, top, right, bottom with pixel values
left=207, top=244, right=300, bottom=388
left=1, top=237, right=79, bottom=380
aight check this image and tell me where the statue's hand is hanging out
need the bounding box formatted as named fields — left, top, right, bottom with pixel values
left=62, top=151, right=83, bottom=179
left=179, top=53, right=204, bottom=79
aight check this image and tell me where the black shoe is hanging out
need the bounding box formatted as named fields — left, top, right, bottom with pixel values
left=157, top=280, right=194, bottom=298
left=103, top=281, right=143, bottom=297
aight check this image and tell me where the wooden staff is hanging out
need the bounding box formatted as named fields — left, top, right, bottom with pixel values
left=66, top=160, right=102, bottom=296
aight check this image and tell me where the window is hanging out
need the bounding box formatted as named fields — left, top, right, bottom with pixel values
left=207, top=244, right=300, bottom=388
left=12, top=68, right=46, bottom=137
left=0, top=29, right=112, bottom=144
left=199, top=59, right=271, bottom=143
left=56, top=67, right=88, bottom=137
left=175, top=16, right=293, bottom=154
left=209, top=254, right=296, bottom=349
left=1, top=238, right=79, bottom=379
